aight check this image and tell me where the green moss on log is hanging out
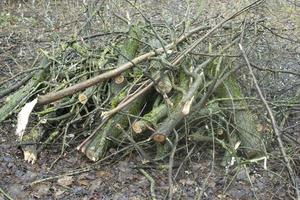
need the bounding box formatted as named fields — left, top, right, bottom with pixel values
left=0, top=57, right=50, bottom=123
left=215, top=74, right=265, bottom=158
left=132, top=103, right=168, bottom=134
left=117, top=24, right=142, bottom=66
left=84, top=94, right=147, bottom=161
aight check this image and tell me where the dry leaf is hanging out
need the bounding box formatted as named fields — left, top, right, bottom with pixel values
left=57, top=176, right=74, bottom=187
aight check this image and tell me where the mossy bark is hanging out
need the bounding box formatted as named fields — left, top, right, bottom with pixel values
left=149, top=60, right=172, bottom=94
left=0, top=57, right=50, bottom=123
left=153, top=62, right=203, bottom=143
left=154, top=64, right=190, bottom=158
left=83, top=95, right=147, bottom=161
left=215, top=74, right=265, bottom=158
left=112, top=23, right=142, bottom=95
left=132, top=103, right=168, bottom=134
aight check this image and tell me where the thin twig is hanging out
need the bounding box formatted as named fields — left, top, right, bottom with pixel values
left=251, top=62, right=300, bottom=77
left=172, top=0, right=264, bottom=66
left=101, top=80, right=153, bottom=120
left=0, top=64, right=42, bottom=87
left=168, top=129, right=179, bottom=200
left=125, top=0, right=169, bottom=55
left=116, top=124, right=150, bottom=162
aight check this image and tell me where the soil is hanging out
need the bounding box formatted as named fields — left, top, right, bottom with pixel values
left=1, top=0, right=299, bottom=199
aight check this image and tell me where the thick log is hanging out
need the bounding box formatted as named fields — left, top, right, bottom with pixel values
left=152, top=71, right=204, bottom=143
left=112, top=24, right=142, bottom=94
left=132, top=103, right=168, bottom=134
left=82, top=95, right=147, bottom=161
left=81, top=25, right=146, bottom=161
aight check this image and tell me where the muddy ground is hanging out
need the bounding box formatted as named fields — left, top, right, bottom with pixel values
left=1, top=0, right=300, bottom=199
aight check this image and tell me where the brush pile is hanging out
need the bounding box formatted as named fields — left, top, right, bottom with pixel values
left=0, top=1, right=269, bottom=164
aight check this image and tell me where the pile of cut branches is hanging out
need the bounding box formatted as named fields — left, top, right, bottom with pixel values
left=0, top=1, right=267, bottom=166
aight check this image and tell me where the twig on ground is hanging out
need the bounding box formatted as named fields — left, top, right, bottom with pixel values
left=139, top=169, right=157, bottom=200
left=239, top=43, right=300, bottom=200
left=250, top=63, right=300, bottom=77
left=168, top=129, right=179, bottom=200
left=0, top=186, right=13, bottom=200
left=30, top=138, right=151, bottom=186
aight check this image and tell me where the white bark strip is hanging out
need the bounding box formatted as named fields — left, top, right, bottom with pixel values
left=15, top=98, right=38, bottom=140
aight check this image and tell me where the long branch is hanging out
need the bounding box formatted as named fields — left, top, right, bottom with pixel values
left=36, top=25, right=209, bottom=105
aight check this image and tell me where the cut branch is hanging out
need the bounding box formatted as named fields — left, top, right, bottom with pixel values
left=36, top=25, right=211, bottom=105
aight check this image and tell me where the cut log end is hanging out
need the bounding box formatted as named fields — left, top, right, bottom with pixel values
left=84, top=148, right=100, bottom=162
left=132, top=121, right=144, bottom=134
left=152, top=133, right=166, bottom=143
left=114, top=75, right=125, bottom=84
left=156, top=75, right=172, bottom=94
